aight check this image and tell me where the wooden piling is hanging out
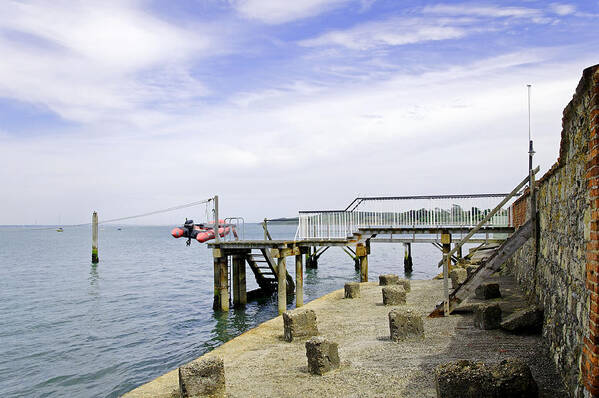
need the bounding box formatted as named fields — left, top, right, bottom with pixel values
left=92, top=211, right=99, bottom=264
left=232, top=254, right=246, bottom=307
left=295, top=254, right=303, bottom=307
left=357, top=244, right=368, bottom=282
left=278, top=256, right=287, bottom=315
left=404, top=242, right=413, bottom=273
left=213, top=249, right=229, bottom=312
left=441, top=232, right=451, bottom=316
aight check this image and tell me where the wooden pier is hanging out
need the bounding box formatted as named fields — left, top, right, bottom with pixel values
left=205, top=169, right=539, bottom=315
left=207, top=225, right=514, bottom=314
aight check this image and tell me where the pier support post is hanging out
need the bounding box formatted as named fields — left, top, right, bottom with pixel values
left=455, top=243, right=463, bottom=265
left=295, top=254, right=303, bottom=307
left=278, top=256, right=287, bottom=315
left=92, top=211, right=99, bottom=264
left=441, top=231, right=451, bottom=316
left=306, top=247, right=318, bottom=269
left=213, top=249, right=229, bottom=312
left=404, top=243, right=413, bottom=274
left=232, top=253, right=246, bottom=308
left=357, top=243, right=368, bottom=282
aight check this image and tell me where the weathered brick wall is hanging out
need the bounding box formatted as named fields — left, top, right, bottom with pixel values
left=511, top=192, right=528, bottom=229
left=508, top=64, right=598, bottom=397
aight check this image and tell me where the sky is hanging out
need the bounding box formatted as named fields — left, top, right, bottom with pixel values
left=0, top=0, right=598, bottom=225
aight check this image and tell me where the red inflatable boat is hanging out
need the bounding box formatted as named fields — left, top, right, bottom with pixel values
left=171, top=219, right=235, bottom=243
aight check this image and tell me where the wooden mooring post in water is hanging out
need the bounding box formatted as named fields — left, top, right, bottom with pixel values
left=92, top=211, right=99, bottom=264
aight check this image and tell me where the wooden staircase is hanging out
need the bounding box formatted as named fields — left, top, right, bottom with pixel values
left=429, top=219, right=533, bottom=317
left=246, top=249, right=295, bottom=295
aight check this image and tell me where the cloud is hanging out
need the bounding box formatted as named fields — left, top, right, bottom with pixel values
left=549, top=3, right=576, bottom=16
left=299, top=17, right=467, bottom=50
left=2, top=51, right=591, bottom=224
left=0, top=0, right=216, bottom=125
left=423, top=3, right=558, bottom=24
left=422, top=4, right=542, bottom=19
left=231, top=0, right=352, bottom=24
left=0, top=1, right=597, bottom=224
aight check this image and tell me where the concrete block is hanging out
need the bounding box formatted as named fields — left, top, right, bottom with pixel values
left=466, top=265, right=478, bottom=278
left=449, top=268, right=467, bottom=289
left=388, top=309, right=424, bottom=341
left=382, top=286, right=406, bottom=306
left=344, top=282, right=360, bottom=298
left=474, top=282, right=502, bottom=299
left=435, top=360, right=490, bottom=398
left=490, top=358, right=539, bottom=397
left=379, top=274, right=400, bottom=285
left=399, top=279, right=411, bottom=292
left=283, top=308, right=319, bottom=342
left=305, top=336, right=340, bottom=375
left=474, top=304, right=502, bottom=330
left=435, top=358, right=538, bottom=398
left=179, top=357, right=225, bottom=398
left=501, top=307, right=543, bottom=334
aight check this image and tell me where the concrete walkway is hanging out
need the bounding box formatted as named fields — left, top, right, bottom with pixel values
left=124, top=277, right=567, bottom=397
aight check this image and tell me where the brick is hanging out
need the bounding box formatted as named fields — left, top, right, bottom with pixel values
left=586, top=337, right=599, bottom=355
left=589, top=272, right=599, bottom=285
left=589, top=156, right=599, bottom=168
left=583, top=346, right=599, bottom=367
left=587, top=331, right=599, bottom=345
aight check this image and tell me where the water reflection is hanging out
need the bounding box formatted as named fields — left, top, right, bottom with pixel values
left=88, top=264, right=100, bottom=297
left=230, top=307, right=251, bottom=331
left=305, top=267, right=319, bottom=284
left=210, top=311, right=233, bottom=345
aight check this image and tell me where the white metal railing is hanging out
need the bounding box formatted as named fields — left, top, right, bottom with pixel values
left=297, top=194, right=515, bottom=240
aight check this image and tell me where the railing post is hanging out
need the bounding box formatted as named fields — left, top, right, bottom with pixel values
left=213, top=195, right=220, bottom=243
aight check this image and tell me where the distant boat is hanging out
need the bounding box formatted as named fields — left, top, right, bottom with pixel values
left=117, top=227, right=122, bottom=231
left=56, top=227, right=64, bottom=232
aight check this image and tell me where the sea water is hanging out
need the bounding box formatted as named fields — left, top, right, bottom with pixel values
left=0, top=224, right=446, bottom=397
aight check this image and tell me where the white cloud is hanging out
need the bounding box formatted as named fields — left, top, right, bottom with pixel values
left=299, top=17, right=467, bottom=50
left=0, top=0, right=216, bottom=125
left=423, top=4, right=542, bottom=19
left=231, top=0, right=351, bottom=24
left=549, top=3, right=576, bottom=16
left=0, top=48, right=594, bottom=224
left=0, top=1, right=596, bottom=224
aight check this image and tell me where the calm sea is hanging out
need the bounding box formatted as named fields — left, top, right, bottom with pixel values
left=0, top=224, right=445, bottom=397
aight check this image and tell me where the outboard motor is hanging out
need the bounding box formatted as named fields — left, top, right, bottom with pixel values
left=184, top=219, right=195, bottom=246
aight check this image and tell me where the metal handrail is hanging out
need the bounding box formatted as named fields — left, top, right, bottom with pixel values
left=298, top=193, right=517, bottom=240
